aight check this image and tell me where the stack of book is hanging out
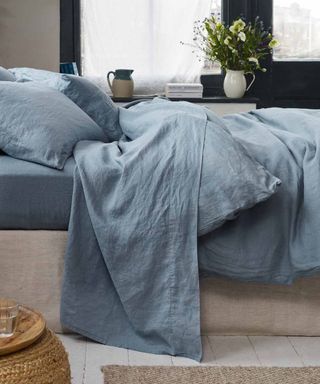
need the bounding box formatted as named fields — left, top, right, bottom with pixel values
left=165, top=83, right=203, bottom=99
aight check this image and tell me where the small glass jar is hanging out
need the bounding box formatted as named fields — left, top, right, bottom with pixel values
left=0, top=299, right=19, bottom=338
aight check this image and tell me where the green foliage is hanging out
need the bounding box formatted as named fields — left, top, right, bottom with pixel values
left=185, top=16, right=279, bottom=73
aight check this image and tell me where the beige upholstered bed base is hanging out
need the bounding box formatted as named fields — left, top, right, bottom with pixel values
left=1, top=230, right=320, bottom=335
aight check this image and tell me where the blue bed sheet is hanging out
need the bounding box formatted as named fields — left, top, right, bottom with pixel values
left=0, top=153, right=74, bottom=229
left=61, top=99, right=279, bottom=361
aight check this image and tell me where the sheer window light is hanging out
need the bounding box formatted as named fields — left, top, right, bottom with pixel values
left=81, top=0, right=218, bottom=94
left=273, top=0, right=320, bottom=60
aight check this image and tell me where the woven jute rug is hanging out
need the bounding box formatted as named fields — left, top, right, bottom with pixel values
left=102, top=365, right=320, bottom=384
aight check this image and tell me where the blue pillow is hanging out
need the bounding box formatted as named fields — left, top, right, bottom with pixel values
left=0, top=67, right=15, bottom=81
left=9, top=67, right=122, bottom=141
left=0, top=82, right=106, bottom=169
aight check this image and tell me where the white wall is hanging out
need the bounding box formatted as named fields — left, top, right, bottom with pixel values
left=0, top=0, right=59, bottom=71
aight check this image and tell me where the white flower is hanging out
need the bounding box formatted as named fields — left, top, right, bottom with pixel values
left=248, top=57, right=259, bottom=65
left=229, top=25, right=236, bottom=34
left=230, top=19, right=246, bottom=34
left=224, top=36, right=232, bottom=45
left=269, top=39, right=280, bottom=48
left=238, top=31, right=246, bottom=42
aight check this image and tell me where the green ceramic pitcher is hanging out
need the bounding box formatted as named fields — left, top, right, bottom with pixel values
left=107, top=69, right=134, bottom=98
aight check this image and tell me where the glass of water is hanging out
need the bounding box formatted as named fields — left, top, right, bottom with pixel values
left=0, top=299, right=19, bottom=338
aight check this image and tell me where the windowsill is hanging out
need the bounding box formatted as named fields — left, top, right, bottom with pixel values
left=112, top=95, right=259, bottom=104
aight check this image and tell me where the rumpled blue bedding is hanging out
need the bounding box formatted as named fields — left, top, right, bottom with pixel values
left=200, top=108, right=320, bottom=284
left=61, top=98, right=280, bottom=361
left=2, top=77, right=320, bottom=360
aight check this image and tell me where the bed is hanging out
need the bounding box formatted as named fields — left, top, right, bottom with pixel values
left=2, top=66, right=320, bottom=360
left=1, top=152, right=320, bottom=338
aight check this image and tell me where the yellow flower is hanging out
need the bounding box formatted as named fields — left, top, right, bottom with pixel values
left=230, top=19, right=246, bottom=34
left=269, top=39, right=280, bottom=48
left=238, top=31, right=246, bottom=42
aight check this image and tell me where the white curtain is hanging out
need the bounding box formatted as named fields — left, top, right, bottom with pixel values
left=81, top=0, right=212, bottom=94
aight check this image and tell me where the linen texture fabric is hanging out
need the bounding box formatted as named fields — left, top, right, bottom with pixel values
left=0, top=66, right=15, bottom=81
left=61, top=99, right=279, bottom=360
left=0, top=81, right=105, bottom=169
left=199, top=108, right=320, bottom=284
left=10, top=67, right=122, bottom=141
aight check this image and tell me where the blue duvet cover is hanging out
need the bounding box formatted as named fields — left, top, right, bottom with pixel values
left=200, top=108, right=320, bottom=284
left=60, top=100, right=320, bottom=361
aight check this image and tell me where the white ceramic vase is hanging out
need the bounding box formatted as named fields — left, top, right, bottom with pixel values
left=223, top=69, right=255, bottom=98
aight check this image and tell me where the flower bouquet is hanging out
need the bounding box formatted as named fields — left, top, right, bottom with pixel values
left=185, top=16, right=279, bottom=97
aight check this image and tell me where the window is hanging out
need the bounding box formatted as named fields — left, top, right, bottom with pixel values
left=61, top=0, right=320, bottom=106
left=80, top=0, right=221, bottom=93
left=202, top=0, right=222, bottom=75
left=273, top=0, right=320, bottom=61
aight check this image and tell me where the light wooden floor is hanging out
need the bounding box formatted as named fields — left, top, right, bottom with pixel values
left=58, top=334, right=320, bottom=384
